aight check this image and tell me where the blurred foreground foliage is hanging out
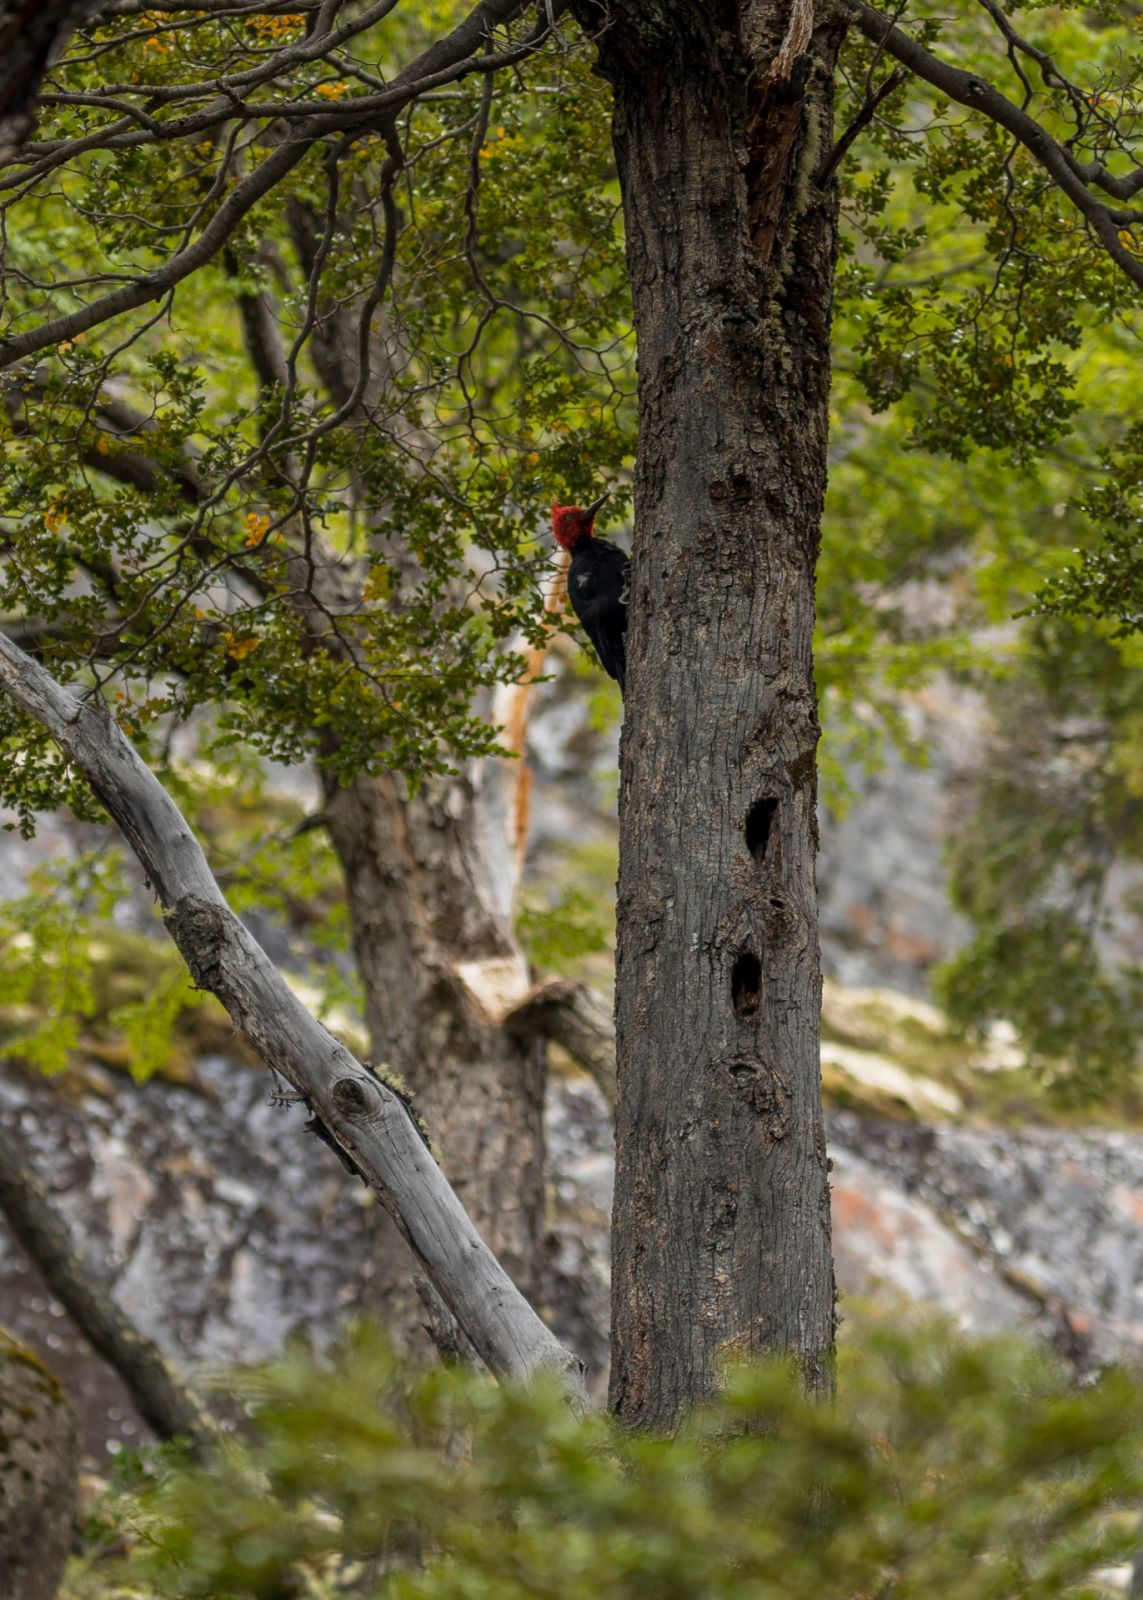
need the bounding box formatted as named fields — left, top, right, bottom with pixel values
left=73, top=1320, right=1143, bottom=1600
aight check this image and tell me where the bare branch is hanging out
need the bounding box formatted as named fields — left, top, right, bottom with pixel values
left=844, top=0, right=1143, bottom=291
left=0, top=0, right=549, bottom=369
left=0, top=629, right=587, bottom=1397
left=504, top=978, right=616, bottom=1109
left=0, top=127, right=313, bottom=369
left=816, top=64, right=906, bottom=186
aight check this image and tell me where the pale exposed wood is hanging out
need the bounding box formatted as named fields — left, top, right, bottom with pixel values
left=503, top=978, right=616, bottom=1109
left=772, top=0, right=814, bottom=81
left=489, top=546, right=570, bottom=910
left=0, top=632, right=585, bottom=1396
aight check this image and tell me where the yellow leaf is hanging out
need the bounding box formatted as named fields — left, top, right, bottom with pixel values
left=363, top=564, right=392, bottom=602
left=243, top=511, right=271, bottom=546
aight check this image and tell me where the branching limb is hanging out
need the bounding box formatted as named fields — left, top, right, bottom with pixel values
left=816, top=64, right=907, bottom=187
left=843, top=0, right=1143, bottom=290
left=0, top=630, right=587, bottom=1397
left=0, top=0, right=551, bottom=370
left=0, top=126, right=313, bottom=369
left=503, top=978, right=616, bottom=1109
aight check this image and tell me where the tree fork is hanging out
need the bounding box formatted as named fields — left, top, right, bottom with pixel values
left=577, top=0, right=842, bottom=1425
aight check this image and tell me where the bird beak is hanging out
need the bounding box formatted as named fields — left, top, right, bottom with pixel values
left=585, top=493, right=609, bottom=518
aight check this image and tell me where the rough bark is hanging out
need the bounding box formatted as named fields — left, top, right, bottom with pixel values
left=0, top=0, right=93, bottom=162
left=0, top=631, right=585, bottom=1397
left=322, top=772, right=548, bottom=1333
left=273, top=198, right=556, bottom=1348
left=581, top=0, right=843, bottom=1425
left=0, top=1118, right=215, bottom=1453
left=0, top=1328, right=78, bottom=1600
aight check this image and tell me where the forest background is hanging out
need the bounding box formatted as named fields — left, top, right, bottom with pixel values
left=0, top=0, right=1142, bottom=1593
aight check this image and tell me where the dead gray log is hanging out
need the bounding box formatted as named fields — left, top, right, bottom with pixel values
left=0, top=632, right=585, bottom=1400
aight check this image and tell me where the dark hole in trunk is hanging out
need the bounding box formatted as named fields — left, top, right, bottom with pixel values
left=745, top=797, right=778, bottom=863
left=731, top=951, right=761, bottom=1016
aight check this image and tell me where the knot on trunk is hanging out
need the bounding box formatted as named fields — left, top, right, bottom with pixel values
left=332, top=1074, right=381, bottom=1122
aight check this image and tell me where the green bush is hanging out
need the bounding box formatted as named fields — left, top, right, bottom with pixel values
left=76, top=1321, right=1143, bottom=1600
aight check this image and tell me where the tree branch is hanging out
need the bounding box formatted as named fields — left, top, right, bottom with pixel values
left=0, top=0, right=96, bottom=160
left=0, top=630, right=586, bottom=1398
left=0, top=127, right=313, bottom=369
left=0, top=0, right=546, bottom=370
left=503, top=978, right=616, bottom=1109
left=816, top=64, right=906, bottom=187
left=0, top=1116, right=216, bottom=1452
left=843, top=0, right=1143, bottom=290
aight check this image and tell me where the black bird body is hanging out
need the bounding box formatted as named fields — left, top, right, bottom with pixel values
left=551, top=497, right=628, bottom=695
left=568, top=535, right=628, bottom=693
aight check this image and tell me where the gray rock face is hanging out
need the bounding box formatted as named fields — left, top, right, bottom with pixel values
left=0, top=1327, right=78, bottom=1600
left=0, top=1057, right=379, bottom=1458
left=5, top=1052, right=1143, bottom=1455
left=546, top=1084, right=1143, bottom=1373
left=830, top=1112, right=1143, bottom=1367
left=828, top=1143, right=1035, bottom=1338
left=542, top=1077, right=613, bottom=1398
left=816, top=686, right=981, bottom=994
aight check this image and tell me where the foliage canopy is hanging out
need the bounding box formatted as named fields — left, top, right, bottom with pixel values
left=0, top=0, right=1140, bottom=1080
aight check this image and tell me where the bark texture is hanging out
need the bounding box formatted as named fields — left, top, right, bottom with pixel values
left=584, top=0, right=844, bottom=1425
left=0, top=1328, right=78, bottom=1600
left=323, top=772, right=547, bottom=1329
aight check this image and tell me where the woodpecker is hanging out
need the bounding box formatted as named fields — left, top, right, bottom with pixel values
left=551, top=494, right=628, bottom=695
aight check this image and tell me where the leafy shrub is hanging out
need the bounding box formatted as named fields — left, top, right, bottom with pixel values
left=71, top=1319, right=1143, bottom=1600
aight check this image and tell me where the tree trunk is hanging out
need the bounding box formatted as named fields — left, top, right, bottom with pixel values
left=229, top=229, right=552, bottom=1356
left=323, top=769, right=548, bottom=1346
left=0, top=1328, right=78, bottom=1600
left=585, top=0, right=843, bottom=1426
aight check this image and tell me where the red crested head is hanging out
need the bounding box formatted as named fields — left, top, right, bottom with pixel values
left=552, top=494, right=607, bottom=552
